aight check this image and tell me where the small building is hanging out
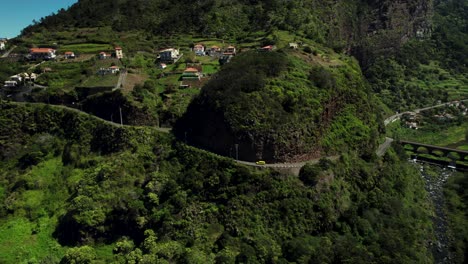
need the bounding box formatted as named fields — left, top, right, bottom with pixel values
left=211, top=46, right=221, bottom=53
left=3, top=80, right=17, bottom=88
left=10, top=74, right=22, bottom=83
left=20, top=72, right=37, bottom=82
left=64, top=51, right=75, bottom=59
left=159, top=63, right=167, bottom=69
left=224, top=45, right=236, bottom=55
left=115, top=46, right=123, bottom=59
left=98, top=66, right=120, bottom=75
left=193, top=44, right=205, bottom=56
left=159, top=48, right=180, bottom=63
left=29, top=48, right=56, bottom=60
left=289, top=43, right=298, bottom=49
left=108, top=66, right=120, bottom=74
left=99, top=52, right=111, bottom=59
left=0, top=41, right=5, bottom=51
left=181, top=67, right=201, bottom=80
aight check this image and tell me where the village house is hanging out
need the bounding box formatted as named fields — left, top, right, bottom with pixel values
left=289, top=42, right=299, bottom=49
left=159, top=48, right=181, bottom=63
left=193, top=44, right=205, bottom=56
left=28, top=48, right=56, bottom=60
left=99, top=52, right=111, bottom=59
left=223, top=45, right=236, bottom=55
left=9, top=74, right=22, bottom=83
left=115, top=46, right=123, bottom=59
left=64, top=51, right=75, bottom=59
left=159, top=63, right=167, bottom=69
left=181, top=67, right=201, bottom=80
left=20, top=72, right=37, bottom=82
left=3, top=80, right=17, bottom=88
left=0, top=40, right=5, bottom=51
left=211, top=46, right=221, bottom=53
left=98, top=66, right=120, bottom=75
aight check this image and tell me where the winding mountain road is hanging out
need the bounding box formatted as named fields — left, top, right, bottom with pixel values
left=7, top=98, right=467, bottom=172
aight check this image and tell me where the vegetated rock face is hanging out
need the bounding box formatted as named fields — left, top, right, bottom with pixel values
left=82, top=90, right=158, bottom=126
left=174, top=51, right=379, bottom=163
left=352, top=0, right=433, bottom=68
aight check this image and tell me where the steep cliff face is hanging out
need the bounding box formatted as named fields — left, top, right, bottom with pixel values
left=351, top=0, right=433, bottom=67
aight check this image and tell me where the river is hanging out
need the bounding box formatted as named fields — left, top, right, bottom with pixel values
left=415, top=161, right=455, bottom=263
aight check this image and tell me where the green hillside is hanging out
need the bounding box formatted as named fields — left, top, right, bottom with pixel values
left=0, top=102, right=433, bottom=263
left=174, top=49, right=379, bottom=162
left=0, top=0, right=467, bottom=262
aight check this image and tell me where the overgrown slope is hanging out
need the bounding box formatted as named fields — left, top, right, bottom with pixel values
left=0, top=103, right=433, bottom=263
left=175, top=49, right=380, bottom=162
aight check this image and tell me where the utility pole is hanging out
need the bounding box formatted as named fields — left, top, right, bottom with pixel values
left=119, top=107, right=123, bottom=126
left=235, top=144, right=239, bottom=160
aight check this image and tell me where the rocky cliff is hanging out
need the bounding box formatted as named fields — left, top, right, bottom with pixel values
left=351, top=0, right=433, bottom=67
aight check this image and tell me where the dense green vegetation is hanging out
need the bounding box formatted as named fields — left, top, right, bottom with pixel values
left=0, top=0, right=466, bottom=262
left=175, top=50, right=379, bottom=162
left=444, top=171, right=468, bottom=263
left=0, top=102, right=434, bottom=263
left=366, top=0, right=468, bottom=113
left=21, top=0, right=361, bottom=46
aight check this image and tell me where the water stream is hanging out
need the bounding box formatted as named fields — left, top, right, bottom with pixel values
left=415, top=162, right=455, bottom=263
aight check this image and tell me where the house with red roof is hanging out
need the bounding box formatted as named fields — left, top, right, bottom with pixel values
left=193, top=44, right=205, bottom=56
left=64, top=51, right=75, bottom=59
left=28, top=48, right=56, bottom=60
left=182, top=67, right=201, bottom=80
left=99, top=52, right=111, bottom=59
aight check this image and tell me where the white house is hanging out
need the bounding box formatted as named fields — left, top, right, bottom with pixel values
left=159, top=48, right=180, bottom=63
left=193, top=44, right=205, bottom=56
left=21, top=72, right=37, bottom=82
left=64, top=51, right=75, bottom=59
left=223, top=45, right=236, bottom=55
left=98, top=66, right=120, bottom=75
left=10, top=74, right=22, bottom=83
left=115, top=46, right=123, bottom=59
left=3, top=80, right=17, bottom=88
left=0, top=41, right=5, bottom=51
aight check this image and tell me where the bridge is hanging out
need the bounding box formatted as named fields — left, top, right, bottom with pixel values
left=399, top=140, right=468, bottom=161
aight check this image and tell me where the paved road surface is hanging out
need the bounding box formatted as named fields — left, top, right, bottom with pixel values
left=376, top=137, right=394, bottom=157
left=384, top=99, right=468, bottom=126
left=1, top=45, right=16, bottom=58
left=9, top=98, right=467, bottom=170
left=114, top=71, right=127, bottom=91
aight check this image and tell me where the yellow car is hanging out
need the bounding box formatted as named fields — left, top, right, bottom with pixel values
left=255, top=160, right=266, bottom=165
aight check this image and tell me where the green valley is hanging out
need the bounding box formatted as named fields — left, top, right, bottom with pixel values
left=0, top=0, right=467, bottom=263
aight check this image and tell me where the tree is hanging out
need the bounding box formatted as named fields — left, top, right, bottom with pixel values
left=60, top=246, right=96, bottom=264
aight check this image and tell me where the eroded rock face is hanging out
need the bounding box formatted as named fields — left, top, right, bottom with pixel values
left=351, top=0, right=433, bottom=67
